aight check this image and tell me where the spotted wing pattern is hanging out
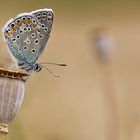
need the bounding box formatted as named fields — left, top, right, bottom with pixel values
left=3, top=8, right=54, bottom=67
left=31, top=9, right=54, bottom=61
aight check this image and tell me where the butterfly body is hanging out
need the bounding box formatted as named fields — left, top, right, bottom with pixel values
left=18, top=61, right=42, bottom=72
left=3, top=8, right=54, bottom=73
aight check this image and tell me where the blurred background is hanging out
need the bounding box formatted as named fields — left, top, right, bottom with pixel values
left=0, top=0, right=140, bottom=140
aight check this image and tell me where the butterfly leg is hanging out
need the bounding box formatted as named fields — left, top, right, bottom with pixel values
left=5, top=63, right=18, bottom=69
left=25, top=74, right=31, bottom=81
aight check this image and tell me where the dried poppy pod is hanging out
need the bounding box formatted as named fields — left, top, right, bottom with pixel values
left=0, top=68, right=28, bottom=134
left=90, top=27, right=115, bottom=63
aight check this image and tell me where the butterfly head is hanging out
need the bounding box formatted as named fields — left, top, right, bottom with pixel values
left=33, top=63, right=42, bottom=72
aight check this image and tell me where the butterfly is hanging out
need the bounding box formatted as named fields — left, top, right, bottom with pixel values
left=3, top=8, right=66, bottom=77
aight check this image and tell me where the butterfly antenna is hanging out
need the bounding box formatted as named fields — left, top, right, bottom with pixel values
left=40, top=62, right=67, bottom=67
left=41, top=65, right=60, bottom=77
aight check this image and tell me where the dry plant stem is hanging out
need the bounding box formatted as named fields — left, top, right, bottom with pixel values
left=0, top=134, right=6, bottom=140
left=100, top=63, right=119, bottom=140
left=91, top=27, right=119, bottom=140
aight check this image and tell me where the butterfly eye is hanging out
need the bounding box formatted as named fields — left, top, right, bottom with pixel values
left=44, top=27, right=48, bottom=32
left=31, top=49, right=36, bottom=53
left=34, top=39, right=39, bottom=44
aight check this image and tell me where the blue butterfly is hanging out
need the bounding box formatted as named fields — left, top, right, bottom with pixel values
left=3, top=8, right=66, bottom=77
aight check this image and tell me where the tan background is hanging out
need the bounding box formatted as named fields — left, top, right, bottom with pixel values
left=0, top=0, right=140, bottom=140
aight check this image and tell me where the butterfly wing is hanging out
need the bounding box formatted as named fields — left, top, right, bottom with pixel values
left=3, top=8, right=54, bottom=66
left=30, top=8, right=54, bottom=62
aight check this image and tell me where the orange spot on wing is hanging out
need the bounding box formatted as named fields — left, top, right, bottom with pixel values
left=6, top=31, right=13, bottom=37
left=16, top=21, right=22, bottom=26
left=28, top=19, right=32, bottom=24
left=11, top=25, right=17, bottom=31
left=32, top=23, right=37, bottom=28
left=22, top=18, right=28, bottom=24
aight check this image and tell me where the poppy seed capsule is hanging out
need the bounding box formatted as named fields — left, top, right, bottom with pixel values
left=90, top=27, right=115, bottom=63
left=0, top=68, right=28, bottom=134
